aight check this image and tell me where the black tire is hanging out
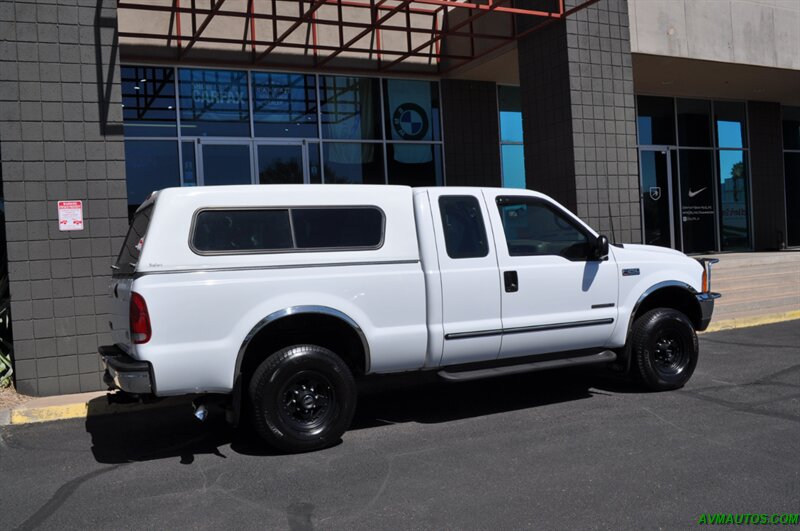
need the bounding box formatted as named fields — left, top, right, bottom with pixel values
left=248, top=344, right=356, bottom=453
left=629, top=308, right=698, bottom=391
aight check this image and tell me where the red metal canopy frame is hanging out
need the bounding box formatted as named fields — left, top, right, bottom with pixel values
left=117, top=0, right=600, bottom=74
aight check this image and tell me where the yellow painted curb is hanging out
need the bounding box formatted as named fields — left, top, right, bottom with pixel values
left=10, top=402, right=89, bottom=425
left=702, top=311, right=800, bottom=333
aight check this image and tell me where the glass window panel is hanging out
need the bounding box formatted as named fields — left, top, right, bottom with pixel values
left=676, top=99, right=712, bottom=147
left=320, top=76, right=381, bottom=140
left=291, top=208, right=384, bottom=249
left=309, top=143, right=322, bottom=184
left=181, top=141, right=197, bottom=186
left=201, top=144, right=252, bottom=186
left=383, top=79, right=441, bottom=142
left=438, top=196, right=489, bottom=259
left=121, top=66, right=177, bottom=137
left=256, top=144, right=304, bottom=184
left=322, top=142, right=384, bottom=184
left=714, top=101, right=747, bottom=148
left=678, top=150, right=717, bottom=253
left=718, top=150, right=750, bottom=250
left=501, top=144, right=526, bottom=189
left=498, top=86, right=523, bottom=142
left=192, top=210, right=293, bottom=253
left=785, top=152, right=800, bottom=247
left=496, top=197, right=590, bottom=260
left=782, top=106, right=800, bottom=150
left=386, top=144, right=442, bottom=186
left=124, top=140, right=180, bottom=217
left=116, top=205, right=153, bottom=274
left=636, top=96, right=675, bottom=145
left=252, top=72, right=318, bottom=138
left=178, top=68, right=250, bottom=137
left=639, top=150, right=673, bottom=248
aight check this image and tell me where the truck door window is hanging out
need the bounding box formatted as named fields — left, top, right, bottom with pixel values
left=496, top=197, right=590, bottom=261
left=439, top=196, right=489, bottom=259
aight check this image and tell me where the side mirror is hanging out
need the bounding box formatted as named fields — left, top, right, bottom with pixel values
left=593, top=235, right=609, bottom=261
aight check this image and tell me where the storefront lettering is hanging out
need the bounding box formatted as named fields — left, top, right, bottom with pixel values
left=682, top=204, right=714, bottom=223
left=192, top=83, right=246, bottom=106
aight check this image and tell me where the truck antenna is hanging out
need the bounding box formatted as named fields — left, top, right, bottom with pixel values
left=607, top=200, right=617, bottom=244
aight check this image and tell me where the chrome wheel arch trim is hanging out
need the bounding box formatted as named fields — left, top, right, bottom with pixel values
left=235, top=305, right=372, bottom=379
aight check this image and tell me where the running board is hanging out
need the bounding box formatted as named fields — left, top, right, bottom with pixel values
left=437, top=350, right=617, bottom=382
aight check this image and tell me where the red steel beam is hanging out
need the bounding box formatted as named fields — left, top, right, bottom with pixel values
left=179, top=0, right=226, bottom=59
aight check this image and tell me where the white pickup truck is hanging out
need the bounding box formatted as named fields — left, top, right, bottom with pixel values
left=102, top=185, right=719, bottom=452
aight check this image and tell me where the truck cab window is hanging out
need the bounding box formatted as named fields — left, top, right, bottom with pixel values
left=496, top=197, right=590, bottom=260
left=439, top=196, right=489, bottom=259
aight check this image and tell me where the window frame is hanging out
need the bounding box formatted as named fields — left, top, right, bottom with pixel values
left=189, top=205, right=386, bottom=256
left=495, top=196, right=596, bottom=261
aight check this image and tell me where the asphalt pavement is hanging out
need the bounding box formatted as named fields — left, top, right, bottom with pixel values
left=1, top=321, right=798, bottom=530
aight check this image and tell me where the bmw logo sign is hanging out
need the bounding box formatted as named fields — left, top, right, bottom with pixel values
left=393, top=103, right=429, bottom=141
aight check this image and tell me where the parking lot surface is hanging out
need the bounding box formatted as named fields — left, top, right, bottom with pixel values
left=2, top=321, right=798, bottom=530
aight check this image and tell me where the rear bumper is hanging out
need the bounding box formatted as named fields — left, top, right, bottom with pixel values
left=100, top=345, right=153, bottom=395
left=696, top=292, right=721, bottom=331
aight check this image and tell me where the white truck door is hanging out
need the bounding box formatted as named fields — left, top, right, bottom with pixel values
left=482, top=190, right=619, bottom=359
left=427, top=189, right=503, bottom=366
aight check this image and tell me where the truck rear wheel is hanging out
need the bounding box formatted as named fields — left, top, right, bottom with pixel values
left=248, top=344, right=357, bottom=453
left=630, top=308, right=698, bottom=391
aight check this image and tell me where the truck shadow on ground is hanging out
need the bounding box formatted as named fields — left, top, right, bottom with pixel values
left=85, top=368, right=637, bottom=464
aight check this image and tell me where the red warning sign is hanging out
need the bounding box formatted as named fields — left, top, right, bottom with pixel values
left=57, top=200, right=84, bottom=231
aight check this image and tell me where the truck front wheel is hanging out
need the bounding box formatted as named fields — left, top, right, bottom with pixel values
left=630, top=308, right=698, bottom=391
left=248, top=344, right=357, bottom=453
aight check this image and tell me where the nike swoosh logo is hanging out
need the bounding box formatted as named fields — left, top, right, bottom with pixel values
left=688, top=187, right=707, bottom=198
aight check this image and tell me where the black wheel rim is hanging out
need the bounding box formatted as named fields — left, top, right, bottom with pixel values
left=652, top=331, right=689, bottom=377
left=278, top=370, right=337, bottom=435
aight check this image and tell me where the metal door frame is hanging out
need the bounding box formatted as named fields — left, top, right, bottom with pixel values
left=195, top=138, right=256, bottom=186
left=638, top=146, right=676, bottom=249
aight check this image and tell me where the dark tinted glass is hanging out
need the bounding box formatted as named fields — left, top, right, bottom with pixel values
left=637, top=96, right=675, bottom=145
left=181, top=141, right=197, bottom=186
left=677, top=99, right=712, bottom=147
left=192, top=210, right=293, bottom=252
left=383, top=79, right=441, bottom=141
left=439, top=196, right=489, bottom=259
left=386, top=144, right=443, bottom=186
left=785, top=152, right=800, bottom=247
left=322, top=143, right=384, bottom=184
left=122, top=66, right=177, bottom=137
left=201, top=144, right=252, bottom=186
left=501, top=144, right=525, bottom=188
left=782, top=106, right=800, bottom=150
left=496, top=197, right=589, bottom=260
left=320, top=76, right=381, bottom=140
left=124, top=140, right=180, bottom=217
left=678, top=149, right=716, bottom=253
left=291, top=208, right=383, bottom=249
left=178, top=68, right=250, bottom=136
left=498, top=85, right=523, bottom=142
left=715, top=101, right=747, bottom=148
left=115, top=205, right=153, bottom=275
left=252, top=72, right=318, bottom=138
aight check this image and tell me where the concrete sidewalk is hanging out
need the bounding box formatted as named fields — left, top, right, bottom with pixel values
left=704, top=250, right=800, bottom=331
left=1, top=250, right=798, bottom=426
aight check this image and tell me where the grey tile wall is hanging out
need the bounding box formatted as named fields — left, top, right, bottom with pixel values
left=441, top=80, right=502, bottom=187
left=0, top=0, right=127, bottom=396
left=748, top=101, right=787, bottom=250
left=518, top=0, right=641, bottom=243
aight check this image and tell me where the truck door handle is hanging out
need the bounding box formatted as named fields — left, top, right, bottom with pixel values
left=504, top=271, right=518, bottom=293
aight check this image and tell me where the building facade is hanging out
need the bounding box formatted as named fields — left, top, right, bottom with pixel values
left=1, top=0, right=798, bottom=395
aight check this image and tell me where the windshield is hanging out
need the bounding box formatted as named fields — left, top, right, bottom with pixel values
left=114, top=205, right=153, bottom=275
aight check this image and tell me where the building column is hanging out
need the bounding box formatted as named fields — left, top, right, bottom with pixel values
left=517, top=0, right=641, bottom=243
left=441, top=79, right=502, bottom=187
left=0, top=0, right=129, bottom=396
left=748, top=101, right=787, bottom=250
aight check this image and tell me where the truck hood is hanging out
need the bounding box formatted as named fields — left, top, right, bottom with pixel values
left=617, top=243, right=686, bottom=257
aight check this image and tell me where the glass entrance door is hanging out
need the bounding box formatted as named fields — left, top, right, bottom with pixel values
left=256, top=142, right=306, bottom=184
left=639, top=148, right=675, bottom=248
left=199, top=140, right=253, bottom=186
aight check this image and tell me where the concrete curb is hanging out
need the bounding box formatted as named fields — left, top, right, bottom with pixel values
left=1, top=315, right=798, bottom=427
left=0, top=391, right=192, bottom=427
left=701, top=311, right=800, bottom=334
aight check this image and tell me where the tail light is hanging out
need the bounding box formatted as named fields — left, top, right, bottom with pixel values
left=130, top=292, right=152, bottom=344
